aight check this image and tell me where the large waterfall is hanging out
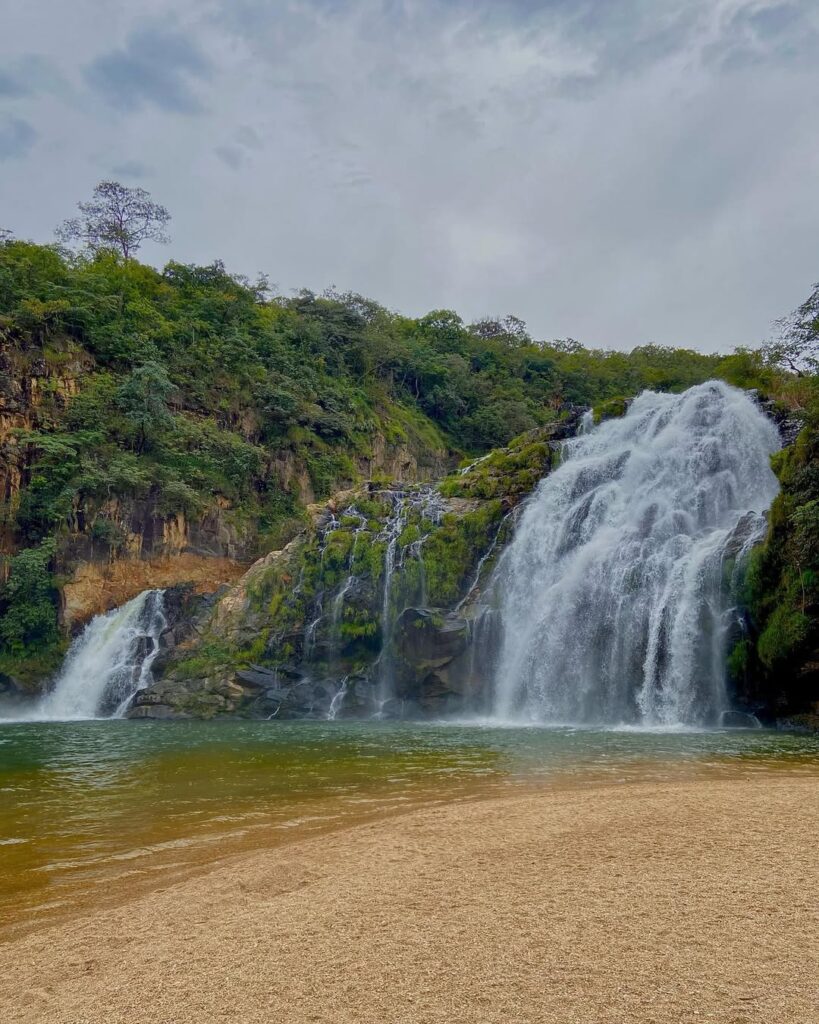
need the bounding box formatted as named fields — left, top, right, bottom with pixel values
left=491, top=382, right=780, bottom=726
left=37, top=590, right=167, bottom=720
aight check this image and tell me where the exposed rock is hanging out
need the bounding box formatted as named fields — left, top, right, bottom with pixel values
left=395, top=608, right=469, bottom=671
left=128, top=413, right=590, bottom=719
left=62, top=555, right=245, bottom=630
left=776, top=712, right=819, bottom=733
left=750, top=391, right=803, bottom=447
left=129, top=704, right=191, bottom=720
left=719, top=710, right=762, bottom=729
left=235, top=667, right=279, bottom=689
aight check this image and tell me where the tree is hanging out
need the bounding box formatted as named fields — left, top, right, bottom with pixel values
left=469, top=314, right=531, bottom=347
left=0, top=541, right=59, bottom=652
left=768, top=282, right=819, bottom=375
left=57, top=181, right=171, bottom=259
left=116, top=362, right=176, bottom=452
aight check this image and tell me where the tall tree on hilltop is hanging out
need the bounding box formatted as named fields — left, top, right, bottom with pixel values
left=768, top=282, right=819, bottom=375
left=56, top=181, right=171, bottom=260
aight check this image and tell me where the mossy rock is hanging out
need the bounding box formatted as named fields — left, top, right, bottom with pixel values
left=593, top=396, right=629, bottom=424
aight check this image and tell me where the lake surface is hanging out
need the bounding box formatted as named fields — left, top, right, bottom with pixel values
left=2, top=719, right=818, bottom=936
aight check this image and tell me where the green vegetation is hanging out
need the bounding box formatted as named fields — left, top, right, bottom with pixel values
left=442, top=434, right=555, bottom=501
left=421, top=500, right=505, bottom=606
left=0, top=541, right=60, bottom=652
left=739, top=401, right=819, bottom=710
left=0, top=213, right=815, bottom=696
left=725, top=283, right=819, bottom=714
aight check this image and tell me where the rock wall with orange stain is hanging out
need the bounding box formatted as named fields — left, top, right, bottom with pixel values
left=61, top=554, right=246, bottom=630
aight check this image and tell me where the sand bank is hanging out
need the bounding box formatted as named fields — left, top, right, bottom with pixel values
left=2, top=772, right=817, bottom=1023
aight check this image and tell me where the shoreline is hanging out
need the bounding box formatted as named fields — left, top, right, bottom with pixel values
left=3, top=767, right=817, bottom=1023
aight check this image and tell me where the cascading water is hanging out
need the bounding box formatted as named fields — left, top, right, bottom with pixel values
left=374, top=487, right=446, bottom=710
left=491, top=382, right=780, bottom=726
left=294, top=487, right=444, bottom=718
left=37, top=590, right=167, bottom=720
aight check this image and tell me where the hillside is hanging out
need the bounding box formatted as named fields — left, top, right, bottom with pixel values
left=0, top=239, right=815, bottom=719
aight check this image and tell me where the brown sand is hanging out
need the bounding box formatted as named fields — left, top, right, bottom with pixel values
left=2, top=773, right=817, bottom=1024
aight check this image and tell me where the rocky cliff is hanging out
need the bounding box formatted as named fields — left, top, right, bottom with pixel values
left=128, top=392, right=819, bottom=728
left=129, top=413, right=584, bottom=719
left=0, top=328, right=452, bottom=683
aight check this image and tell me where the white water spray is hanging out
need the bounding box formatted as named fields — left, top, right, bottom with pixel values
left=492, top=383, right=780, bottom=726
left=37, top=590, right=167, bottom=720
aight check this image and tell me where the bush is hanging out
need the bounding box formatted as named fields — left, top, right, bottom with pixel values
left=0, top=541, right=60, bottom=652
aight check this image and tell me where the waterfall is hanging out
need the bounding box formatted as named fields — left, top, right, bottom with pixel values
left=376, top=493, right=409, bottom=706
left=329, top=508, right=368, bottom=654
left=492, top=382, right=780, bottom=726
left=374, top=487, right=446, bottom=710
left=37, top=590, right=167, bottom=721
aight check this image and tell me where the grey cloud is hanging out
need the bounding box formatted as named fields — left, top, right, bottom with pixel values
left=111, top=159, right=153, bottom=178
left=707, top=1, right=819, bottom=71
left=216, top=127, right=266, bottom=169
left=84, top=28, right=212, bottom=113
left=215, top=144, right=243, bottom=170
left=0, top=115, right=36, bottom=161
left=3, top=0, right=819, bottom=352
left=436, top=105, right=485, bottom=142
left=0, top=55, right=70, bottom=100
left=235, top=125, right=262, bottom=150
left=0, top=71, right=28, bottom=97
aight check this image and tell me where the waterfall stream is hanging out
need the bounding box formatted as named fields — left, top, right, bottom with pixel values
left=491, top=382, right=781, bottom=726
left=37, top=590, right=167, bottom=721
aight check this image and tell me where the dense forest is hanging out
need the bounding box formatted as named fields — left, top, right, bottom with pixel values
left=0, top=227, right=816, bottom=714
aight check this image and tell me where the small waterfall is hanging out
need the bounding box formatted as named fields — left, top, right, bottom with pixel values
left=492, top=382, right=780, bottom=726
left=376, top=493, right=408, bottom=705
left=455, top=508, right=515, bottom=612
left=329, top=508, right=368, bottom=655
left=327, top=675, right=349, bottom=720
left=303, top=512, right=340, bottom=660
left=374, top=487, right=446, bottom=709
left=293, top=486, right=444, bottom=716
left=38, top=590, right=167, bottom=720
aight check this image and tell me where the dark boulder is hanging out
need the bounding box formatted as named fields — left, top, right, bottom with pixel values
left=394, top=608, right=469, bottom=670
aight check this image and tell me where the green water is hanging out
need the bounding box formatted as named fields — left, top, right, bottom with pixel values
left=1, top=720, right=817, bottom=933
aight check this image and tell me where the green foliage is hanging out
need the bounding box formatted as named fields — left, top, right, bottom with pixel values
left=757, top=606, right=811, bottom=669
left=422, top=501, right=504, bottom=606
left=593, top=396, right=629, bottom=424
left=442, top=437, right=552, bottom=501
left=0, top=236, right=810, bottom=688
left=0, top=541, right=60, bottom=653
left=171, top=639, right=234, bottom=681
left=726, top=638, right=752, bottom=683
left=116, top=361, right=176, bottom=452
left=741, top=407, right=819, bottom=710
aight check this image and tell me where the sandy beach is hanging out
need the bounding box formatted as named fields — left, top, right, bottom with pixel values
left=2, top=771, right=817, bottom=1024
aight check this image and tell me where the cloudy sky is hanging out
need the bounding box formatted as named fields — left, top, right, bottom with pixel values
left=1, top=0, right=818, bottom=350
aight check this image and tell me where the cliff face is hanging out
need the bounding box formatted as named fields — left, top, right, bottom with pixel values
left=129, top=393, right=819, bottom=727
left=0, top=341, right=91, bottom=559
left=730, top=419, right=819, bottom=726
left=0, top=337, right=250, bottom=630
left=0, top=329, right=453, bottom=652
left=55, top=422, right=451, bottom=629
left=129, top=414, right=584, bottom=719
left=7, top=242, right=798, bottom=703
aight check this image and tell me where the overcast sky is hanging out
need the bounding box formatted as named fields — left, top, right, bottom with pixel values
left=1, top=0, right=818, bottom=351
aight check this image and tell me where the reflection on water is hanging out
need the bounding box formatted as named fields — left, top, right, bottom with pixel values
left=1, top=719, right=817, bottom=934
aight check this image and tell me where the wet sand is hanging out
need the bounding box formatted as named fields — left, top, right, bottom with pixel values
left=2, top=772, right=817, bottom=1024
